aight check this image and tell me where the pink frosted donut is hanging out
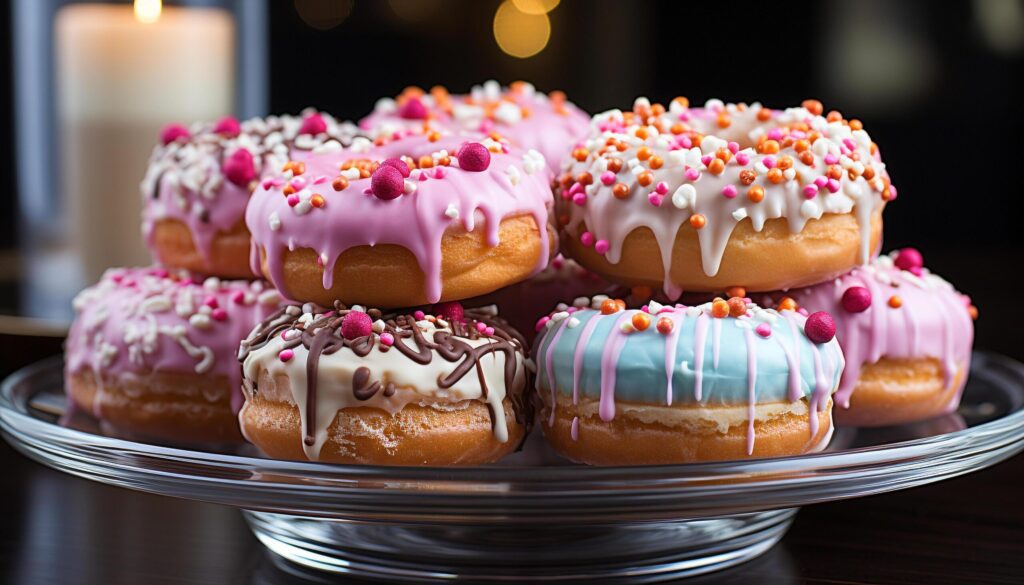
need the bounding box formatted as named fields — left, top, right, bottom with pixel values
left=359, top=80, right=590, bottom=174
left=141, top=110, right=361, bottom=278
left=65, top=267, right=286, bottom=444
left=245, top=131, right=557, bottom=308
left=773, top=250, right=976, bottom=427
left=558, top=98, right=892, bottom=298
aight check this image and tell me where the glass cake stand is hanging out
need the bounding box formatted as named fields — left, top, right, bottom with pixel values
left=3, top=352, right=1024, bottom=582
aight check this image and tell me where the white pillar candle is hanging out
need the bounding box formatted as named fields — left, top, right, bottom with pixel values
left=55, top=2, right=234, bottom=280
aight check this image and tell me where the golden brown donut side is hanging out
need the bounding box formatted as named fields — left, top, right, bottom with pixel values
left=67, top=369, right=244, bottom=444
left=834, top=357, right=968, bottom=427
left=259, top=213, right=557, bottom=307
left=150, top=218, right=255, bottom=279
left=563, top=209, right=883, bottom=294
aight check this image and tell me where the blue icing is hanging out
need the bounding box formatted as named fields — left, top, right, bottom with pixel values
left=535, top=308, right=843, bottom=406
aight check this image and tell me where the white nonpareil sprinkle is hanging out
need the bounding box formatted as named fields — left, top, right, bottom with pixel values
left=444, top=203, right=459, bottom=220
left=268, top=212, right=282, bottom=231
left=732, top=207, right=749, bottom=221
left=567, top=317, right=581, bottom=328
left=672, top=184, right=696, bottom=209
left=505, top=165, right=521, bottom=186
left=403, top=179, right=417, bottom=195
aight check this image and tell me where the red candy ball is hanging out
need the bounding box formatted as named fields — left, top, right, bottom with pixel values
left=432, top=301, right=465, bottom=323
left=340, top=311, right=373, bottom=340
left=841, top=286, right=872, bottom=313
left=894, top=248, right=923, bottom=272
left=213, top=116, right=241, bottom=137
left=298, top=112, right=327, bottom=136
left=457, top=142, right=491, bottom=172
left=398, top=97, right=428, bottom=120
left=160, top=123, right=191, bottom=145
left=223, top=148, right=256, bottom=186
left=381, top=158, right=411, bottom=178
left=804, top=311, right=837, bottom=344
left=370, top=165, right=405, bottom=200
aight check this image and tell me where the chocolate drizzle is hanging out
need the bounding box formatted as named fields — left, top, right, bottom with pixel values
left=240, top=302, right=534, bottom=446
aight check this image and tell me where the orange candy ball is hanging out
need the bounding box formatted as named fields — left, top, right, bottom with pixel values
left=656, top=317, right=674, bottom=334
left=727, top=297, right=747, bottom=317
left=689, top=214, right=707, bottom=229
left=631, top=312, right=651, bottom=331
left=600, top=299, right=620, bottom=315
left=711, top=299, right=730, bottom=318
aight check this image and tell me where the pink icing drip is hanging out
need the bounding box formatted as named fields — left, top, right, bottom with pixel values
left=712, top=317, right=722, bottom=369
left=598, top=312, right=633, bottom=421
left=572, top=314, right=602, bottom=405
left=693, top=313, right=709, bottom=401
left=662, top=313, right=684, bottom=406
left=745, top=328, right=757, bottom=455
left=570, top=416, right=580, bottom=441
left=543, top=318, right=570, bottom=426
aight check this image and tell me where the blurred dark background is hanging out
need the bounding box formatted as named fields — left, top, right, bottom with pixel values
left=2, top=0, right=1022, bottom=352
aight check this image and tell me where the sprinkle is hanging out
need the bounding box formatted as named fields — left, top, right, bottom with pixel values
left=600, top=299, right=620, bottom=314
left=594, top=239, right=610, bottom=254
left=804, top=311, right=836, bottom=343
left=826, top=178, right=841, bottom=193
left=211, top=308, right=228, bottom=322
left=535, top=316, right=550, bottom=332
left=444, top=203, right=460, bottom=219
left=413, top=310, right=426, bottom=320
left=298, top=112, right=327, bottom=135
left=841, top=286, right=872, bottom=313
left=894, top=248, right=924, bottom=272
left=747, top=185, right=765, bottom=203
left=731, top=208, right=748, bottom=221
left=888, top=295, right=903, bottom=309
left=619, top=321, right=636, bottom=333
left=310, top=194, right=326, bottom=208
left=684, top=168, right=701, bottom=181
left=755, top=323, right=772, bottom=338
left=727, top=297, right=747, bottom=317
left=803, top=184, right=819, bottom=199
left=656, top=317, right=674, bottom=334
left=580, top=231, right=595, bottom=247
left=726, top=286, right=746, bottom=298
left=573, top=192, right=587, bottom=206
left=672, top=184, right=695, bottom=209
left=457, top=142, right=492, bottom=172
left=331, top=177, right=349, bottom=191
left=475, top=321, right=488, bottom=332
left=379, top=332, right=394, bottom=346
left=655, top=181, right=669, bottom=195
left=286, top=194, right=300, bottom=207
left=721, top=185, right=738, bottom=199
left=631, top=312, right=651, bottom=331
left=613, top=183, right=630, bottom=199
left=689, top=214, right=706, bottom=229
left=370, top=165, right=404, bottom=200
left=159, top=123, right=190, bottom=145
left=279, top=349, right=294, bottom=362
left=777, top=297, right=798, bottom=312
left=711, top=299, right=729, bottom=318
left=600, top=171, right=616, bottom=185
left=647, top=193, right=663, bottom=207
left=268, top=212, right=281, bottom=231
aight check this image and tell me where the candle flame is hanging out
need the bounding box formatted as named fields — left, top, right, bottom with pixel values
left=134, top=0, right=162, bottom=24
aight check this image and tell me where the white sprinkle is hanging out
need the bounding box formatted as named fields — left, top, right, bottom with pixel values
left=800, top=199, right=822, bottom=219
left=505, top=165, right=521, bottom=186
left=672, top=184, right=696, bottom=209
left=567, top=317, right=581, bottom=328
left=403, top=179, right=417, bottom=195
left=189, top=313, right=211, bottom=330
left=268, top=212, right=282, bottom=231
left=619, top=321, right=635, bottom=333
left=444, top=204, right=459, bottom=220
left=293, top=200, right=312, bottom=215
left=572, top=296, right=590, bottom=308
left=732, top=207, right=749, bottom=221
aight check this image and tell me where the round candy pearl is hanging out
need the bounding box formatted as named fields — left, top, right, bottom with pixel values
left=894, top=248, right=924, bottom=272
left=341, top=311, right=373, bottom=340
left=399, top=97, right=428, bottom=119
left=804, top=311, right=837, bottom=344
left=298, top=112, right=327, bottom=135
left=457, top=143, right=491, bottom=172
left=381, top=158, right=411, bottom=178
left=213, top=116, right=241, bottom=137
left=160, top=123, right=190, bottom=145
left=432, top=301, right=465, bottom=323
left=370, top=165, right=405, bottom=200
left=223, top=148, right=256, bottom=186
left=841, top=286, right=872, bottom=313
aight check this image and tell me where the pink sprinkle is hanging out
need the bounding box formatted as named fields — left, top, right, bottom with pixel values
left=312, top=176, right=327, bottom=185
left=600, top=171, right=616, bottom=185
left=894, top=248, right=924, bottom=272
left=843, top=138, right=856, bottom=151
left=231, top=290, right=246, bottom=304
left=418, top=171, right=429, bottom=181
left=535, top=316, right=550, bottom=332
left=433, top=167, right=446, bottom=179
left=456, top=142, right=491, bottom=172
left=701, top=155, right=713, bottom=166
left=735, top=153, right=750, bottom=166
left=824, top=153, right=839, bottom=165
left=370, top=165, right=405, bottom=200
left=841, top=286, right=872, bottom=313
left=647, top=193, right=663, bottom=207
left=382, top=158, right=411, bottom=178
left=203, top=296, right=219, bottom=309
left=763, top=156, right=776, bottom=169
left=804, top=311, right=837, bottom=344
left=290, top=177, right=306, bottom=190
left=803, top=184, right=819, bottom=199
left=888, top=184, right=898, bottom=200
left=211, top=308, right=228, bottom=322
left=580, top=231, right=595, bottom=247
left=826, top=179, right=841, bottom=193
left=213, top=116, right=241, bottom=137
left=484, top=326, right=495, bottom=336
left=398, top=97, right=428, bottom=119
left=594, top=239, right=610, bottom=255
left=721, top=185, right=738, bottom=199
left=655, top=181, right=669, bottom=195
left=572, top=192, right=587, bottom=206
left=262, top=178, right=275, bottom=190
left=379, top=332, right=394, bottom=346
left=767, top=128, right=784, bottom=141
left=728, top=141, right=740, bottom=154
left=286, top=194, right=300, bottom=207
left=755, top=323, right=772, bottom=338
left=413, top=310, right=425, bottom=320
left=159, top=123, right=190, bottom=145
left=684, top=168, right=701, bottom=181
left=568, top=182, right=584, bottom=196
left=340, top=311, right=373, bottom=340
left=298, top=112, right=327, bottom=136
left=814, top=176, right=829, bottom=188
left=678, top=136, right=693, bottom=149
left=476, top=321, right=487, bottom=332
left=279, top=349, right=294, bottom=362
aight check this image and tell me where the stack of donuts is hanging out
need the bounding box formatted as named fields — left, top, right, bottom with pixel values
left=65, top=83, right=978, bottom=467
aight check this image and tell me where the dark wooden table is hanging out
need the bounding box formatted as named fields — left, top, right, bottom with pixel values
left=2, top=251, right=1023, bottom=584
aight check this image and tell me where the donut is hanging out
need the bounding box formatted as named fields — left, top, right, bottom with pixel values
left=237, top=302, right=532, bottom=465
left=775, top=250, right=976, bottom=427
left=557, top=97, right=893, bottom=298
left=532, top=296, right=844, bottom=464
left=141, top=110, right=360, bottom=278
left=65, top=267, right=286, bottom=444
left=245, top=132, right=556, bottom=308
left=359, top=80, right=590, bottom=173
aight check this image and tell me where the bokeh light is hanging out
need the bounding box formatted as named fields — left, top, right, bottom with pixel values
left=493, top=0, right=551, bottom=59
left=294, top=0, right=354, bottom=31
left=512, top=0, right=560, bottom=15
left=133, top=0, right=162, bottom=24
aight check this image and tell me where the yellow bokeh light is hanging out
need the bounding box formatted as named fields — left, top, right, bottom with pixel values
left=493, top=0, right=551, bottom=59
left=512, top=0, right=559, bottom=15
left=133, top=0, right=162, bottom=24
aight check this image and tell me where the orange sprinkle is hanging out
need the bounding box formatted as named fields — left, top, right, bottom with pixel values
left=648, top=155, right=664, bottom=170
left=637, top=146, right=653, bottom=161
left=802, top=99, right=824, bottom=116
left=331, top=177, right=348, bottom=191
left=656, top=317, right=674, bottom=335
left=715, top=148, right=732, bottom=162
left=638, top=171, right=654, bottom=187
left=651, top=103, right=666, bottom=116
left=282, top=160, right=306, bottom=175
left=826, top=110, right=843, bottom=123
left=759, top=140, right=780, bottom=154
left=799, top=151, right=815, bottom=166
left=727, top=297, right=747, bottom=317
left=968, top=305, right=979, bottom=320
left=777, top=156, right=794, bottom=170
left=747, top=185, right=765, bottom=203
left=613, top=183, right=630, bottom=199
left=427, top=131, right=441, bottom=142
left=607, top=158, right=623, bottom=173
left=862, top=167, right=876, bottom=180
left=726, top=286, right=746, bottom=298
left=739, top=170, right=757, bottom=185
left=615, top=299, right=626, bottom=311
left=689, top=214, right=707, bottom=229
left=631, top=312, right=651, bottom=331
left=711, top=298, right=730, bottom=318
left=438, top=156, right=451, bottom=167
left=828, top=165, right=843, bottom=180
left=282, top=184, right=296, bottom=196
left=576, top=172, right=593, bottom=186
left=572, top=148, right=590, bottom=162
left=670, top=123, right=685, bottom=135
left=767, top=168, right=784, bottom=184
left=635, top=128, right=649, bottom=140
left=672, top=96, right=690, bottom=109
left=359, top=168, right=371, bottom=179
left=717, top=112, right=732, bottom=128
left=708, top=158, right=726, bottom=175
left=888, top=295, right=903, bottom=309
left=310, top=194, right=325, bottom=208
left=777, top=297, right=798, bottom=312
left=849, top=119, right=864, bottom=131
left=757, top=108, right=772, bottom=121
left=600, top=299, right=620, bottom=315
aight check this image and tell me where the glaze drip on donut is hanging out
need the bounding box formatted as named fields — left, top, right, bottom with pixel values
left=66, top=267, right=286, bottom=413
left=559, top=98, right=894, bottom=298
left=533, top=296, right=845, bottom=454
left=776, top=250, right=975, bottom=410
left=141, top=110, right=361, bottom=269
left=359, top=80, right=590, bottom=174
left=239, top=303, right=532, bottom=460
left=245, top=132, right=554, bottom=304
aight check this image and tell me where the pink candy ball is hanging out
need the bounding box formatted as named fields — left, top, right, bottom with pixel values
left=804, top=311, right=837, bottom=344
left=894, top=248, right=924, bottom=272
left=341, top=310, right=373, bottom=340
left=223, top=148, right=256, bottom=186
left=381, top=158, right=411, bottom=178
left=432, top=301, right=465, bottom=323
left=213, top=116, right=241, bottom=137
left=399, top=97, right=428, bottom=120
left=298, top=112, right=327, bottom=136
left=370, top=165, right=405, bottom=200
left=160, top=123, right=191, bottom=145
left=841, top=286, right=872, bottom=313
left=457, top=142, right=491, bottom=172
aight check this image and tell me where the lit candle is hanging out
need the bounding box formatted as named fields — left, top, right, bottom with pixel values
left=55, top=0, right=234, bottom=280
